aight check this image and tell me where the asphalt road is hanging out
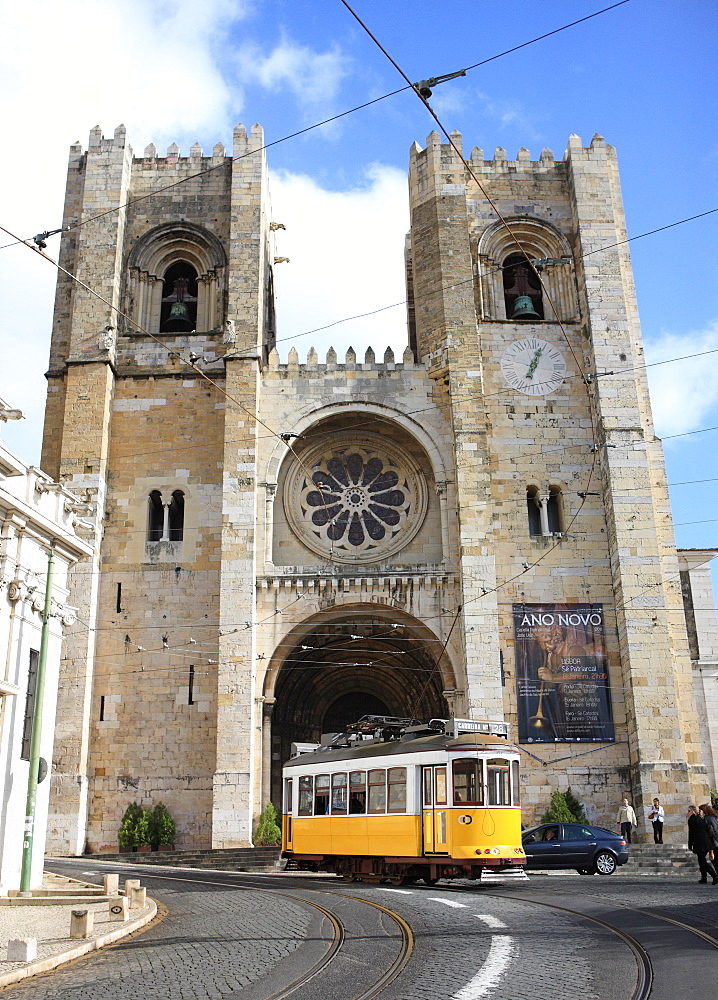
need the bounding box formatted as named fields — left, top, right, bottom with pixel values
left=6, top=860, right=717, bottom=1000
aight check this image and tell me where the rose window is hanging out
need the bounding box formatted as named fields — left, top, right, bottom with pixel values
left=284, top=435, right=427, bottom=563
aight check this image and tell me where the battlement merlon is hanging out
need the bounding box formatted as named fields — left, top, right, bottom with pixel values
left=409, top=130, right=615, bottom=206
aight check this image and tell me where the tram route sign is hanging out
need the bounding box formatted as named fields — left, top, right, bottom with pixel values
left=513, top=603, right=615, bottom=744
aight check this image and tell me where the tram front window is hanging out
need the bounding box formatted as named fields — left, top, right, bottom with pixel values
left=368, top=769, right=386, bottom=813
left=349, top=771, right=366, bottom=813
left=453, top=759, right=484, bottom=805
left=315, top=774, right=330, bottom=815
left=512, top=760, right=520, bottom=806
left=331, top=773, right=348, bottom=814
left=487, top=758, right=510, bottom=806
left=387, top=767, right=407, bottom=812
left=298, top=776, right=313, bottom=816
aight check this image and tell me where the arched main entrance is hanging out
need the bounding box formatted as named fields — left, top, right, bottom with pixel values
left=266, top=607, right=453, bottom=803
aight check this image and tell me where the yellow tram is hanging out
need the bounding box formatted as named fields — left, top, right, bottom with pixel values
left=282, top=716, right=526, bottom=883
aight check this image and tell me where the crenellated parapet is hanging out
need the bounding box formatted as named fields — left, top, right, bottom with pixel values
left=266, top=344, right=419, bottom=374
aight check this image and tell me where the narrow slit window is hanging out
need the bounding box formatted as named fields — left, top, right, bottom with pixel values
left=547, top=486, right=562, bottom=533
left=168, top=490, right=185, bottom=541
left=526, top=486, right=542, bottom=536
left=188, top=665, right=195, bottom=705
left=99, top=695, right=105, bottom=721
left=116, top=582, right=122, bottom=614
left=20, top=650, right=39, bottom=760
left=148, top=490, right=164, bottom=541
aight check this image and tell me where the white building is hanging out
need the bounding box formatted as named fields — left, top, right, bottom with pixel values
left=0, top=399, right=92, bottom=892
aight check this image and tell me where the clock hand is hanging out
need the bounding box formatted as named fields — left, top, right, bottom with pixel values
left=525, top=347, right=543, bottom=379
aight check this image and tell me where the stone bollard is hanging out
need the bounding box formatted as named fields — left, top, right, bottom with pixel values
left=70, top=910, right=94, bottom=939
left=7, top=939, right=37, bottom=962
left=109, top=896, right=129, bottom=922
left=104, top=873, right=119, bottom=896
left=129, top=886, right=146, bottom=909
left=124, top=878, right=140, bottom=896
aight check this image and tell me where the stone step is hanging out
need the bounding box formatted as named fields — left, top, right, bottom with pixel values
left=80, top=847, right=284, bottom=871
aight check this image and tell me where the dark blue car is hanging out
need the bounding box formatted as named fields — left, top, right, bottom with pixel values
left=522, top=822, right=629, bottom=875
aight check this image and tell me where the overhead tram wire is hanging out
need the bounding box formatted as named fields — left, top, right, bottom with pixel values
left=271, top=205, right=718, bottom=348
left=7, top=6, right=704, bottom=693
left=0, top=2, right=632, bottom=252
left=336, top=0, right=605, bottom=687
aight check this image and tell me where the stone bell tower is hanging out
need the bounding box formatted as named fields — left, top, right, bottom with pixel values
left=43, top=123, right=275, bottom=852
left=406, top=130, right=707, bottom=831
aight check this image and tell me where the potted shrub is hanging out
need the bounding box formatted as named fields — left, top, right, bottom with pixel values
left=254, top=802, right=282, bottom=846
left=150, top=802, right=176, bottom=851
left=134, top=807, right=153, bottom=852
left=118, top=802, right=144, bottom=853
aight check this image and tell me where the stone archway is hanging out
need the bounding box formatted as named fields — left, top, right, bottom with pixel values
left=266, top=607, right=453, bottom=803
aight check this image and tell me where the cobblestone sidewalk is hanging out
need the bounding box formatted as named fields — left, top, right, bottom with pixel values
left=0, top=874, right=156, bottom=988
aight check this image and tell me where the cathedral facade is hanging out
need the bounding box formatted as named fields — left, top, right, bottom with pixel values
left=42, top=123, right=708, bottom=854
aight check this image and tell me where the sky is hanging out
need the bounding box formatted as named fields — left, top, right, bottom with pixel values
left=1, top=0, right=717, bottom=574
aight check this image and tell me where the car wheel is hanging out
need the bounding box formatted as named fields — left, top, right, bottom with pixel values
left=593, top=851, right=617, bottom=875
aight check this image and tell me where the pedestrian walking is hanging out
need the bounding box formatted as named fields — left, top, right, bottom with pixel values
left=699, top=803, right=718, bottom=861
left=616, top=796, right=637, bottom=844
left=647, top=797, right=665, bottom=844
left=687, top=805, right=718, bottom=884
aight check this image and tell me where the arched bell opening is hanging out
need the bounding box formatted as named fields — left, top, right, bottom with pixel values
left=502, top=252, right=543, bottom=320
left=161, top=261, right=198, bottom=332
left=265, top=608, right=452, bottom=804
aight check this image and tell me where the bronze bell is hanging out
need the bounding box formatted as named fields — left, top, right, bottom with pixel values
left=510, top=294, right=542, bottom=320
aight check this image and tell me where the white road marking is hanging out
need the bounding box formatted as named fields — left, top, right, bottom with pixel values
left=452, top=935, right=515, bottom=1000
left=429, top=896, right=467, bottom=908
left=375, top=888, right=414, bottom=894
left=474, top=913, right=507, bottom=929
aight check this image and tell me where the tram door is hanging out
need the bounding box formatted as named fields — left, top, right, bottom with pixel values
left=284, top=778, right=293, bottom=850
left=422, top=765, right=448, bottom=854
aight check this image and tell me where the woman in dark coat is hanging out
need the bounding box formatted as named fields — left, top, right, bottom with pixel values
left=699, top=803, right=718, bottom=857
left=687, top=805, right=718, bottom=884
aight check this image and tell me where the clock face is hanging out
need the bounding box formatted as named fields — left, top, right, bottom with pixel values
left=500, top=337, right=566, bottom=396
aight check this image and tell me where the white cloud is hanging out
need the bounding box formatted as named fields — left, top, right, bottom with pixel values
left=0, top=0, right=249, bottom=463
left=644, top=321, right=718, bottom=438
left=269, top=164, right=409, bottom=362
left=236, top=35, right=349, bottom=122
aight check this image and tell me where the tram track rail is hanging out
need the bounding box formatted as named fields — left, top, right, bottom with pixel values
left=52, top=863, right=414, bottom=1000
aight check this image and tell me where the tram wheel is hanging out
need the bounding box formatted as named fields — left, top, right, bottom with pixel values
left=422, top=877, right=438, bottom=886
left=341, top=874, right=359, bottom=882
left=385, top=876, right=406, bottom=886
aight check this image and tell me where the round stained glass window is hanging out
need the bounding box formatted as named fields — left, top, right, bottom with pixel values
left=284, top=434, right=428, bottom=564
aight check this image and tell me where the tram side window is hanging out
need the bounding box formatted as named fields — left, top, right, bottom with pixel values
left=332, top=773, right=348, bottom=814
left=349, top=771, right=366, bottom=814
left=512, top=760, right=520, bottom=807
left=387, top=767, right=407, bottom=813
left=315, top=774, right=330, bottom=815
left=368, top=769, right=387, bottom=813
left=298, top=776, right=313, bottom=816
left=487, top=758, right=510, bottom=806
left=453, top=759, right=484, bottom=806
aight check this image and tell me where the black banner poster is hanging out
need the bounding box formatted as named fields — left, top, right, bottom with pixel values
left=514, top=604, right=614, bottom=743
